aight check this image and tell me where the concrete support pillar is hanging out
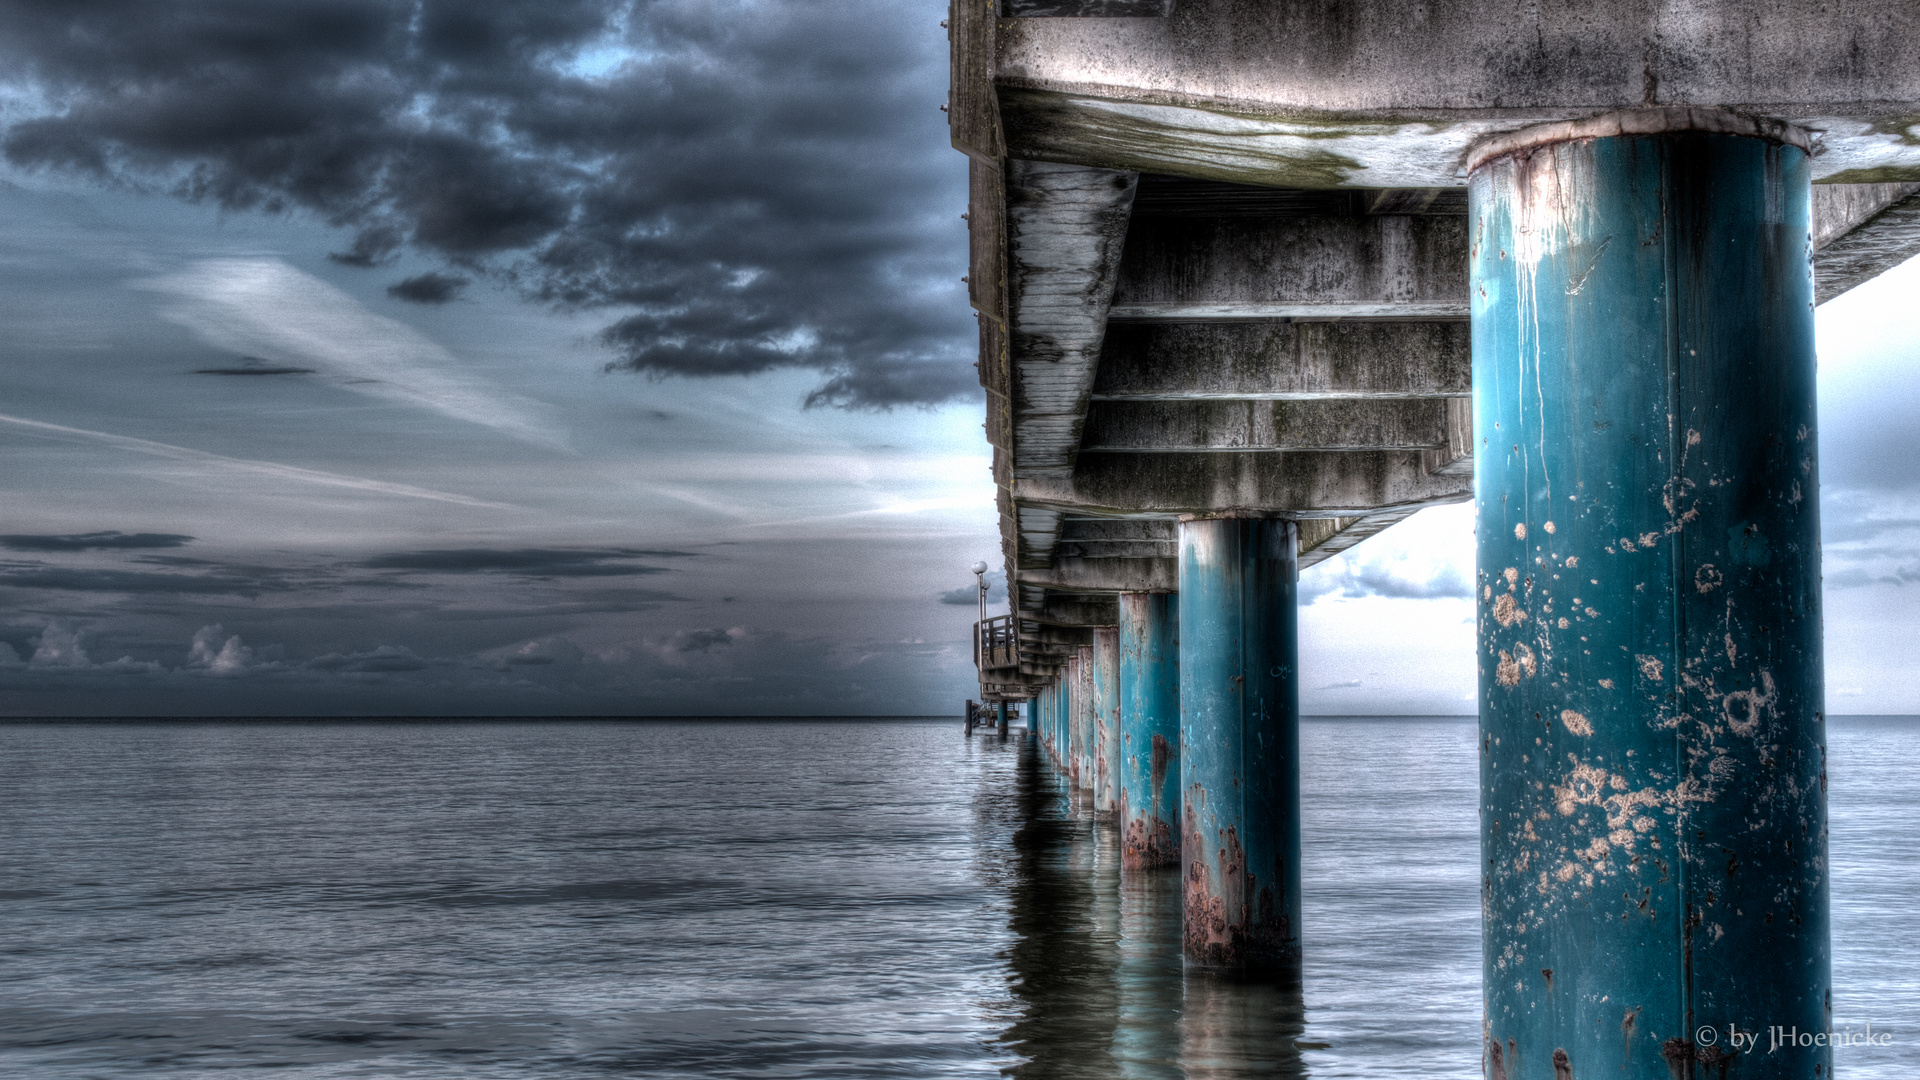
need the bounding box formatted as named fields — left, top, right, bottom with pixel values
left=1046, top=682, right=1059, bottom=760
left=1064, top=653, right=1082, bottom=788
left=1076, top=645, right=1096, bottom=801
left=997, top=700, right=1009, bottom=736
left=1470, top=111, right=1828, bottom=1078
left=1092, top=626, right=1121, bottom=817
left=1176, top=516, right=1301, bottom=972
left=1119, top=592, right=1180, bottom=870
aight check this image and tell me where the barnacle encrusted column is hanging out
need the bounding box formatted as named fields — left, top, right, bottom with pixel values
left=1119, top=592, right=1180, bottom=870
left=1092, top=626, right=1122, bottom=817
left=1177, top=516, right=1301, bottom=972
left=1470, top=109, right=1828, bottom=1079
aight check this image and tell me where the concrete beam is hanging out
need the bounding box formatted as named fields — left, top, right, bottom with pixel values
left=1059, top=517, right=1177, bottom=539
left=1017, top=450, right=1472, bottom=516
left=1024, top=624, right=1098, bottom=645
left=1081, top=397, right=1451, bottom=452
left=995, top=4, right=1920, bottom=187
left=1092, top=320, right=1471, bottom=400
left=1007, top=0, right=1173, bottom=14
left=1813, top=184, right=1920, bottom=302
left=1109, top=213, right=1468, bottom=318
left=1056, top=539, right=1176, bottom=558
left=1007, top=160, right=1137, bottom=477
left=1017, top=556, right=1178, bottom=593
left=1030, top=594, right=1121, bottom=626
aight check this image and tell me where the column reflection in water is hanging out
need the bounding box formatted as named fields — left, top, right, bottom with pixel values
left=1001, top=734, right=1120, bottom=1077
left=1112, top=869, right=1182, bottom=1079
left=1001, top=736, right=1309, bottom=1079
left=1178, top=976, right=1307, bottom=1080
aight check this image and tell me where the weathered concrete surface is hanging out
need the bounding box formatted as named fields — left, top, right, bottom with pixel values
left=1814, top=184, right=1920, bottom=301
left=1007, top=159, right=1138, bottom=479
left=1082, top=398, right=1454, bottom=452
left=1018, top=556, right=1178, bottom=594
left=1091, top=321, right=1471, bottom=400
left=1111, top=213, right=1469, bottom=314
left=1474, top=121, right=1828, bottom=1077
left=1019, top=449, right=1472, bottom=516
left=996, top=1, right=1920, bottom=186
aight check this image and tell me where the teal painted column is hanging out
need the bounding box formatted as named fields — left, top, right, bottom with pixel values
left=1059, top=657, right=1075, bottom=780
left=1119, top=592, right=1180, bottom=870
left=1092, top=627, right=1121, bottom=818
left=1470, top=111, right=1828, bottom=1079
left=1076, top=645, right=1096, bottom=804
left=1042, top=683, right=1055, bottom=759
left=1177, top=516, right=1300, bottom=972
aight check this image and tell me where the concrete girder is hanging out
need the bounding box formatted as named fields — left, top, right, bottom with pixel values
left=1007, top=0, right=1172, bottom=16
left=994, top=5, right=1920, bottom=187
left=1091, top=320, right=1471, bottom=400
left=1110, top=213, right=1469, bottom=315
left=1024, top=625, right=1098, bottom=646
left=1813, top=183, right=1920, bottom=302
left=1056, top=540, right=1176, bottom=559
left=1016, top=450, right=1472, bottom=517
left=1059, top=517, right=1177, bottom=540
left=1030, top=594, right=1121, bottom=626
left=1017, top=556, right=1179, bottom=594
left=1006, top=159, right=1137, bottom=477
left=1080, top=397, right=1453, bottom=452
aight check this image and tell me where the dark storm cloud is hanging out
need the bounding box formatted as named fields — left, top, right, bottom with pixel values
left=0, top=566, right=280, bottom=596
left=0, top=0, right=976, bottom=407
left=361, top=547, right=692, bottom=576
left=1, top=531, right=196, bottom=551
left=387, top=272, right=469, bottom=303
left=307, top=645, right=432, bottom=672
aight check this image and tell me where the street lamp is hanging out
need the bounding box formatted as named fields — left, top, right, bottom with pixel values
left=970, top=560, right=990, bottom=629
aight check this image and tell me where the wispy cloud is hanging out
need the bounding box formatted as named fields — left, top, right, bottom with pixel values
left=136, top=258, right=564, bottom=447
left=0, top=411, right=515, bottom=509
left=0, top=531, right=194, bottom=552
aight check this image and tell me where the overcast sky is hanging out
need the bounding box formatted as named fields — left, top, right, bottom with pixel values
left=0, top=0, right=1917, bottom=716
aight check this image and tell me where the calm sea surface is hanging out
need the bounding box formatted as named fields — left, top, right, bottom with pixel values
left=0, top=717, right=1913, bottom=1078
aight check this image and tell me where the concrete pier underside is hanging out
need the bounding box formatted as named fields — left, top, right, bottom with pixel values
left=959, top=0, right=1911, bottom=1001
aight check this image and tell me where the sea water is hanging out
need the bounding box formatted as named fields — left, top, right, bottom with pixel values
left=0, top=717, right=1912, bottom=1077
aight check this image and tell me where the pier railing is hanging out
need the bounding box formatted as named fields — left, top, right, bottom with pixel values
left=974, top=615, right=1018, bottom=671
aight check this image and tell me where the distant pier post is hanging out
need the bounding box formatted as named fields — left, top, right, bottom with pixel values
left=1119, top=592, right=1180, bottom=870
left=1177, top=516, right=1301, bottom=972
left=1091, top=627, right=1121, bottom=817
left=1470, top=110, right=1828, bottom=1077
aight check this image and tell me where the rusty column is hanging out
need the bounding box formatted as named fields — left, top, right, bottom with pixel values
left=1177, top=516, right=1301, bottom=973
left=1091, top=626, right=1121, bottom=818
left=1470, top=109, right=1828, bottom=1078
left=1063, top=652, right=1082, bottom=788
left=1075, top=644, right=1096, bottom=802
left=1119, top=592, right=1180, bottom=870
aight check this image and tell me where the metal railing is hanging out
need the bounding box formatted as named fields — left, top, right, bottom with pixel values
left=974, top=614, right=1018, bottom=671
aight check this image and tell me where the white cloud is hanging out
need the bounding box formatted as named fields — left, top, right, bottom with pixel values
left=136, top=258, right=565, bottom=448
left=29, top=620, right=89, bottom=667
left=187, top=624, right=254, bottom=675
left=0, top=411, right=516, bottom=509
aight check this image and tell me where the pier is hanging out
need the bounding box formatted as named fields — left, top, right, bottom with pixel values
left=956, top=3, right=1920, bottom=1074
